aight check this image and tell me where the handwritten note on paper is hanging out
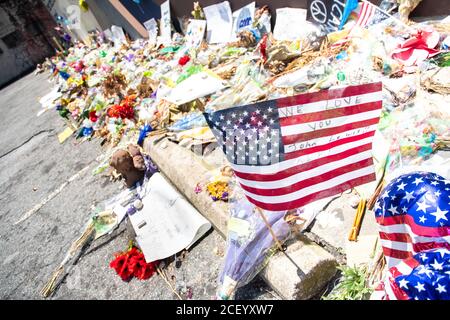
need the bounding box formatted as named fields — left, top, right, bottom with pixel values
left=185, top=19, right=207, bottom=48
left=160, top=0, right=171, bottom=44
left=117, top=173, right=211, bottom=263
left=273, top=8, right=308, bottom=41
left=203, top=1, right=233, bottom=44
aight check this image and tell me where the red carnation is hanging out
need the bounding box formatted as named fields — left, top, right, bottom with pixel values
left=110, top=245, right=158, bottom=281
left=89, top=110, right=98, bottom=122
left=178, top=55, right=190, bottom=66
left=110, top=252, right=134, bottom=281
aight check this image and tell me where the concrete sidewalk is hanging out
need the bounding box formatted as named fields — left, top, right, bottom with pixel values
left=0, top=72, right=277, bottom=300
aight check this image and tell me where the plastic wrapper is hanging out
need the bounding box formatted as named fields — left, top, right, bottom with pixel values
left=168, top=111, right=207, bottom=131
left=379, top=89, right=450, bottom=174
left=217, top=197, right=291, bottom=299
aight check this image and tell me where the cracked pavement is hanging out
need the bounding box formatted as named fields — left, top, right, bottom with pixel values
left=0, top=72, right=278, bottom=300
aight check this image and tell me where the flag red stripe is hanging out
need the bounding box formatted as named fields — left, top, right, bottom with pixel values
left=356, top=3, right=369, bottom=26
left=388, top=280, right=410, bottom=300
left=279, top=101, right=382, bottom=127
left=239, top=158, right=374, bottom=196
left=379, top=232, right=450, bottom=244
left=282, top=117, right=380, bottom=145
left=245, top=173, right=375, bottom=211
left=276, top=82, right=382, bottom=108
left=413, top=242, right=450, bottom=252
left=402, top=257, right=420, bottom=270
left=377, top=215, right=450, bottom=237
left=234, top=143, right=373, bottom=181
left=382, top=247, right=413, bottom=260
left=284, top=130, right=376, bottom=160
left=381, top=240, right=450, bottom=256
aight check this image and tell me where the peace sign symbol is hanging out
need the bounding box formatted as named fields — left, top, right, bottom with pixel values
left=310, top=0, right=327, bottom=24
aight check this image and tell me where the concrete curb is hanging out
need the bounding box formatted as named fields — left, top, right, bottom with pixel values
left=143, top=135, right=338, bottom=300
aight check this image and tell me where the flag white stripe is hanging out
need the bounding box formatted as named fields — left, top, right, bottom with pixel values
left=381, top=233, right=450, bottom=245
left=284, top=125, right=377, bottom=154
left=231, top=136, right=374, bottom=173
left=361, top=3, right=374, bottom=27
left=381, top=239, right=413, bottom=252
left=395, top=260, right=414, bottom=276
left=378, top=223, right=446, bottom=237
left=384, top=274, right=399, bottom=299
left=355, top=3, right=368, bottom=26
left=242, top=166, right=374, bottom=204
left=281, top=109, right=381, bottom=136
left=361, top=2, right=376, bottom=27
left=237, top=150, right=373, bottom=189
left=386, top=257, right=404, bottom=269
left=277, top=91, right=382, bottom=119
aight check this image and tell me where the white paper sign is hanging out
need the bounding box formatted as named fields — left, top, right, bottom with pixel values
left=273, top=8, right=308, bottom=41
left=165, top=71, right=225, bottom=105
left=103, top=28, right=113, bottom=42
left=110, top=25, right=127, bottom=47
left=114, top=173, right=211, bottom=262
left=203, top=1, right=233, bottom=44
left=185, top=19, right=206, bottom=48
left=231, top=2, right=255, bottom=40
left=160, top=0, right=171, bottom=43
left=143, top=18, right=158, bottom=44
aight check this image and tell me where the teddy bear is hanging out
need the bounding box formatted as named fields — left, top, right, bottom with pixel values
left=110, top=144, right=146, bottom=188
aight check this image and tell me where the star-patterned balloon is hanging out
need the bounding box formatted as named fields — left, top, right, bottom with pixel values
left=373, top=171, right=450, bottom=300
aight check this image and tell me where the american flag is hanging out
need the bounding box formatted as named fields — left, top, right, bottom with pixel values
left=204, top=82, right=383, bottom=211
left=374, top=172, right=450, bottom=268
left=332, top=1, right=390, bottom=48
left=373, top=248, right=449, bottom=300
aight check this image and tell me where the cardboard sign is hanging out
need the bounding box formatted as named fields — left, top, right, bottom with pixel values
left=160, top=0, right=171, bottom=43
left=231, top=2, right=255, bottom=40
left=143, top=18, right=158, bottom=44
left=203, top=1, right=233, bottom=44
left=273, top=8, right=307, bottom=41
left=307, top=0, right=346, bottom=33
left=185, top=19, right=207, bottom=48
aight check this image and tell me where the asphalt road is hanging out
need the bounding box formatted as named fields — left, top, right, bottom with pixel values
left=0, top=72, right=278, bottom=300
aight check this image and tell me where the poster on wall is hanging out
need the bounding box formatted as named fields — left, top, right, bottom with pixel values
left=203, top=1, right=233, bottom=44
left=306, top=0, right=347, bottom=32
left=143, top=18, right=158, bottom=44
left=160, top=0, right=171, bottom=44
left=231, top=1, right=255, bottom=40
left=185, top=19, right=207, bottom=48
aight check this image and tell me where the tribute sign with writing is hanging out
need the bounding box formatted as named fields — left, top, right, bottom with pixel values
left=231, top=2, right=256, bottom=40
left=185, top=19, right=207, bottom=48
left=143, top=18, right=158, bottom=44
left=203, top=1, right=233, bottom=44
left=204, top=82, right=383, bottom=211
left=307, top=0, right=347, bottom=33
left=160, top=0, right=171, bottom=43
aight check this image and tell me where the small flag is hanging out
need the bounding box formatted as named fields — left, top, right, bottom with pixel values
left=204, top=82, right=383, bottom=211
left=332, top=1, right=391, bottom=48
